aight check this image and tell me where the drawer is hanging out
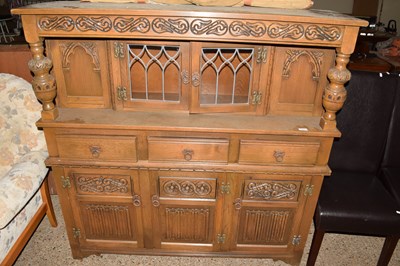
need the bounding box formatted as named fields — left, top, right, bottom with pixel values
left=56, top=135, right=137, bottom=161
left=148, top=137, right=229, bottom=164
left=239, top=140, right=319, bottom=165
left=159, top=176, right=217, bottom=199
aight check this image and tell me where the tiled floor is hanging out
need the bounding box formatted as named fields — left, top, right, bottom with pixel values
left=14, top=196, right=400, bottom=266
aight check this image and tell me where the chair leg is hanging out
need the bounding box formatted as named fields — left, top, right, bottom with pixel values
left=307, top=228, right=326, bottom=266
left=40, top=177, right=58, bottom=227
left=377, top=235, right=399, bottom=266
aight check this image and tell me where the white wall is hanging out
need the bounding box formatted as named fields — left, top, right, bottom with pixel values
left=312, top=0, right=354, bottom=14
left=379, top=0, right=400, bottom=28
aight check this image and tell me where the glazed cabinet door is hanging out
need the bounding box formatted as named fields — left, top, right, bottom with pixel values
left=47, top=39, right=111, bottom=108
left=111, top=41, right=190, bottom=111
left=61, top=168, right=145, bottom=252
left=190, top=42, right=270, bottom=114
left=149, top=171, right=226, bottom=252
left=226, top=173, right=312, bottom=254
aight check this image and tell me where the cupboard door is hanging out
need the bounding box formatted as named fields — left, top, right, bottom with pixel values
left=150, top=171, right=225, bottom=252
left=226, top=173, right=311, bottom=254
left=47, top=39, right=111, bottom=108
left=112, top=41, right=190, bottom=111
left=267, top=47, right=335, bottom=116
left=63, top=168, right=145, bottom=252
left=190, top=42, right=269, bottom=114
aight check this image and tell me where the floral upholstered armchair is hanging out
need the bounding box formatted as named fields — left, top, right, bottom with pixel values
left=0, top=73, right=57, bottom=265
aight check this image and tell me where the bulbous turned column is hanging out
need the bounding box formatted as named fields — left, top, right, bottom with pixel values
left=28, top=40, right=59, bottom=120
left=320, top=52, right=351, bottom=131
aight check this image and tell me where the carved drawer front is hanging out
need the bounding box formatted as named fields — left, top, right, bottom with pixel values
left=56, top=135, right=137, bottom=161
left=148, top=137, right=229, bottom=163
left=243, top=179, right=302, bottom=202
left=239, top=140, right=319, bottom=165
left=73, top=173, right=132, bottom=196
left=159, top=176, right=217, bottom=199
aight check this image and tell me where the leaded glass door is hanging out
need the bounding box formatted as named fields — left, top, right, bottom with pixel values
left=190, top=42, right=268, bottom=114
left=113, top=41, right=190, bottom=111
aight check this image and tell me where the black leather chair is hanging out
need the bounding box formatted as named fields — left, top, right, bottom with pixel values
left=307, top=71, right=400, bottom=266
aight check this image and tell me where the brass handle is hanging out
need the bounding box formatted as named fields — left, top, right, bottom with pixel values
left=133, top=194, right=141, bottom=207
left=182, top=149, right=194, bottom=161
left=152, top=194, right=160, bottom=207
left=234, top=198, right=242, bottom=210
left=273, top=150, right=285, bottom=162
left=181, top=70, right=190, bottom=85
left=192, top=72, right=200, bottom=87
left=89, top=145, right=102, bottom=158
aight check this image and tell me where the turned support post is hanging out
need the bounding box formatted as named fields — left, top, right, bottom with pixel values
left=320, top=51, right=351, bottom=131
left=28, top=40, right=59, bottom=120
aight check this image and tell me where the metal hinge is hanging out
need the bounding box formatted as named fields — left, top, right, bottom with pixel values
left=256, top=47, right=267, bottom=64
left=220, top=182, right=230, bottom=194
left=304, top=185, right=314, bottom=196
left=114, top=42, right=125, bottom=58
left=252, top=91, right=262, bottom=105
left=217, top=233, right=226, bottom=244
left=72, top=228, right=81, bottom=239
left=117, top=86, right=128, bottom=101
left=61, top=176, right=71, bottom=189
left=292, top=235, right=301, bottom=246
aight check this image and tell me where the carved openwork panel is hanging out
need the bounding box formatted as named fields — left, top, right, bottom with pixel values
left=159, top=176, right=216, bottom=199
left=238, top=208, right=293, bottom=245
left=81, top=203, right=136, bottom=240
left=36, top=15, right=343, bottom=45
left=282, top=50, right=324, bottom=81
left=74, top=174, right=131, bottom=195
left=61, top=42, right=100, bottom=71
left=161, top=207, right=212, bottom=243
left=243, top=180, right=302, bottom=201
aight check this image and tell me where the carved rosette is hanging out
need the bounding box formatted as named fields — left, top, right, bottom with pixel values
left=246, top=181, right=298, bottom=200
left=77, top=175, right=129, bottom=193
left=163, top=180, right=212, bottom=197
left=320, top=52, right=351, bottom=130
left=28, top=41, right=58, bottom=119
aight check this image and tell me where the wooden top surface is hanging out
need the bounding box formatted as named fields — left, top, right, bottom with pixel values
left=37, top=108, right=341, bottom=137
left=12, top=1, right=367, bottom=27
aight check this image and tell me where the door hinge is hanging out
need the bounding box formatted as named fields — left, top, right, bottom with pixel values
left=220, top=182, right=230, bottom=194
left=114, top=42, right=125, bottom=58
left=217, top=233, right=226, bottom=244
left=304, top=185, right=314, bottom=196
left=61, top=176, right=71, bottom=189
left=117, top=86, right=128, bottom=101
left=252, top=91, right=262, bottom=105
left=256, top=47, right=267, bottom=64
left=292, top=235, right=301, bottom=246
left=72, top=228, right=81, bottom=239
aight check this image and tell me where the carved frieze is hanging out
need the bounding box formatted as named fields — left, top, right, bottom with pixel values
left=36, top=15, right=342, bottom=43
left=245, top=181, right=299, bottom=200
left=282, top=49, right=324, bottom=80
left=76, top=174, right=130, bottom=194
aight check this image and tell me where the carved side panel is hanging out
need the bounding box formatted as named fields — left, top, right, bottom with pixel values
left=81, top=203, right=136, bottom=241
left=238, top=209, right=293, bottom=245
left=243, top=180, right=302, bottom=201
left=159, top=176, right=216, bottom=199
left=161, top=207, right=213, bottom=243
left=74, top=174, right=131, bottom=195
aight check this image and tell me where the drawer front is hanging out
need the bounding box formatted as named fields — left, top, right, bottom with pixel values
left=148, top=137, right=229, bottom=164
left=159, top=176, right=217, bottom=199
left=56, top=135, right=137, bottom=161
left=239, top=140, right=319, bottom=165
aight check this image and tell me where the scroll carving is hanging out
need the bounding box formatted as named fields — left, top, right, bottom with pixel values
left=113, top=17, right=150, bottom=33
left=282, top=50, right=324, bottom=80
left=76, top=16, right=112, bottom=32
left=229, top=21, right=266, bottom=37
left=267, top=23, right=304, bottom=40
left=152, top=18, right=189, bottom=34
left=38, top=16, right=74, bottom=31
left=320, top=52, right=351, bottom=130
left=61, top=42, right=101, bottom=71
left=246, top=181, right=298, bottom=200
left=163, top=180, right=212, bottom=197
left=305, top=25, right=341, bottom=41
left=76, top=175, right=129, bottom=193
left=190, top=19, right=228, bottom=35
